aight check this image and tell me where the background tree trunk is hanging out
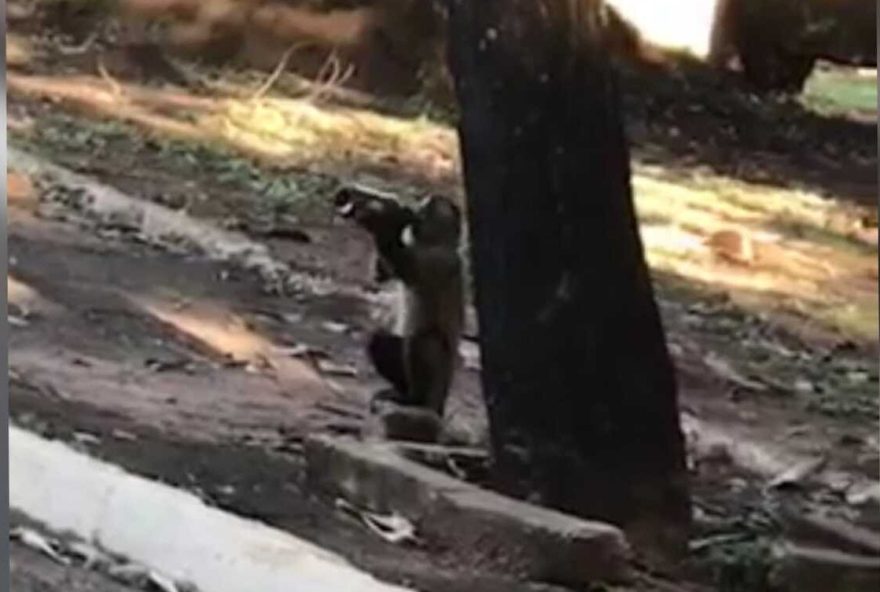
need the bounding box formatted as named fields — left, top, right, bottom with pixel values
left=444, top=0, right=691, bottom=558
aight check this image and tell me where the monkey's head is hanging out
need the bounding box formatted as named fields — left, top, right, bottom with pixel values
left=402, top=194, right=462, bottom=247
left=334, top=185, right=413, bottom=236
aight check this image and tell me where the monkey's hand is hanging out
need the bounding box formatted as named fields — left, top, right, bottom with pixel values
left=334, top=186, right=363, bottom=219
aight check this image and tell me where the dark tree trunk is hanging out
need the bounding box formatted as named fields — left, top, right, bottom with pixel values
left=444, top=0, right=691, bottom=558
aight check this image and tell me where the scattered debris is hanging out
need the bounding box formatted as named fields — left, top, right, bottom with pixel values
left=73, top=431, right=101, bottom=446
left=316, top=359, right=358, bottom=377
left=767, top=456, right=828, bottom=491
left=11, top=526, right=70, bottom=566
left=148, top=569, right=182, bottom=592
left=8, top=314, right=30, bottom=327
left=704, top=351, right=768, bottom=392
left=321, top=321, right=350, bottom=334
left=689, top=532, right=749, bottom=553
left=846, top=483, right=880, bottom=507
left=334, top=498, right=419, bottom=546
left=108, top=562, right=151, bottom=586
left=67, top=540, right=112, bottom=569
left=145, top=357, right=193, bottom=373
left=111, top=429, right=138, bottom=442
left=277, top=343, right=330, bottom=360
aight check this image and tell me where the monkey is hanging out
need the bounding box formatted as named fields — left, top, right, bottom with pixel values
left=334, top=186, right=464, bottom=433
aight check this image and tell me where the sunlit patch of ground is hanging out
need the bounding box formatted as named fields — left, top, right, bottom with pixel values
left=8, top=70, right=877, bottom=344
left=6, top=33, right=36, bottom=68
left=129, top=292, right=334, bottom=396
left=635, top=170, right=878, bottom=342
left=8, top=275, right=64, bottom=320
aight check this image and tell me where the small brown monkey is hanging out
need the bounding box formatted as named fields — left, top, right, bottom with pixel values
left=335, top=186, right=464, bottom=429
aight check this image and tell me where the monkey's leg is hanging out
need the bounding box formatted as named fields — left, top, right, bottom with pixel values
left=367, top=330, right=410, bottom=405
left=406, top=331, right=454, bottom=415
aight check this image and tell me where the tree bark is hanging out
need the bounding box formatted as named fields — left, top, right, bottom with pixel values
left=444, top=0, right=691, bottom=558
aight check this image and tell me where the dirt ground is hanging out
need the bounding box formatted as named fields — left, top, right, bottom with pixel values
left=11, top=541, right=142, bottom=592
left=7, top=3, right=879, bottom=592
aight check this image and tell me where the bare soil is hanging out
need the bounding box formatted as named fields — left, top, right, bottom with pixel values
left=7, top=3, right=878, bottom=591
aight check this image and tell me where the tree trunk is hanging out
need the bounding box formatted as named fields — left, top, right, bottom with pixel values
left=444, top=0, right=691, bottom=558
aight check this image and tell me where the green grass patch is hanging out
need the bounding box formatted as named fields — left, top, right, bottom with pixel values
left=802, top=67, right=877, bottom=117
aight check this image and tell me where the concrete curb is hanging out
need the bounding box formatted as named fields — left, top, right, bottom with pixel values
left=305, top=434, right=634, bottom=588
left=9, top=425, right=411, bottom=592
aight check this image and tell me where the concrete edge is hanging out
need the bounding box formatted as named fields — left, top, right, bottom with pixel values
left=304, top=434, right=634, bottom=588
left=9, top=424, right=411, bottom=592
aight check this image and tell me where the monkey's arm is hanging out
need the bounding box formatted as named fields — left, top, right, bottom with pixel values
left=374, top=257, right=393, bottom=283
left=375, top=236, right=418, bottom=283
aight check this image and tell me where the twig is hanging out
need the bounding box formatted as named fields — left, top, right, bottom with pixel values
left=305, top=49, right=354, bottom=104
left=56, top=29, right=100, bottom=56
left=250, top=42, right=312, bottom=101
left=96, top=56, right=124, bottom=100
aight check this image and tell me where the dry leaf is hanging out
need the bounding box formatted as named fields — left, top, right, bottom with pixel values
left=334, top=498, right=418, bottom=545
left=705, top=229, right=755, bottom=264
left=361, top=512, right=417, bottom=545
